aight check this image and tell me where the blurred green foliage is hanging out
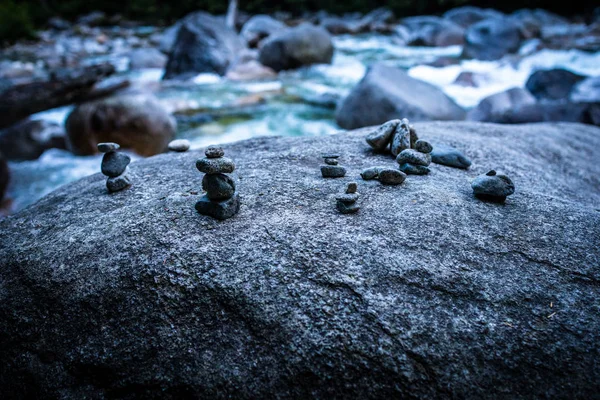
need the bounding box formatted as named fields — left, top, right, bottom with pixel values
left=0, top=0, right=594, bottom=43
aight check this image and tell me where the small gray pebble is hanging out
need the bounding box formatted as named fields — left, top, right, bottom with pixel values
left=196, top=157, right=235, bottom=174
left=378, top=168, right=406, bottom=185
left=361, top=166, right=383, bottom=180
left=168, top=139, right=191, bottom=152
left=399, top=163, right=430, bottom=175
left=97, top=142, right=120, bottom=153
left=431, top=145, right=472, bottom=169
left=324, top=158, right=339, bottom=165
left=106, top=173, right=131, bottom=192
left=336, top=193, right=359, bottom=204
left=101, top=152, right=131, bottom=177
left=202, top=173, right=236, bottom=201
left=205, top=146, right=224, bottom=158
left=321, top=165, right=346, bottom=178
left=472, top=171, right=515, bottom=202
left=346, top=182, right=357, bottom=194
left=396, top=149, right=431, bottom=166
left=391, top=118, right=411, bottom=156
left=336, top=201, right=359, bottom=214
left=366, top=119, right=400, bottom=151
left=321, top=153, right=340, bottom=159
left=415, top=140, right=433, bottom=154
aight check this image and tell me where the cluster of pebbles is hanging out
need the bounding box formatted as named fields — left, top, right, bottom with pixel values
left=98, top=142, right=131, bottom=193
left=195, top=146, right=240, bottom=220
left=320, top=153, right=346, bottom=178
left=396, top=139, right=433, bottom=175
left=336, top=182, right=360, bottom=214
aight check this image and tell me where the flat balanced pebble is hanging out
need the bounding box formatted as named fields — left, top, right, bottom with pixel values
left=471, top=170, right=515, bottom=202
left=97, top=142, right=120, bottom=153
left=414, top=139, right=433, bottom=154
left=399, top=163, right=430, bottom=175
left=325, top=158, right=339, bottom=165
left=378, top=168, right=406, bottom=185
left=106, top=173, right=132, bottom=193
left=168, top=139, right=191, bottom=152
left=205, top=145, right=225, bottom=158
left=321, top=153, right=340, bottom=159
left=321, top=165, right=346, bottom=178
left=431, top=145, right=472, bottom=169
left=196, top=157, right=235, bottom=174
left=336, top=193, right=359, bottom=204
left=202, top=173, right=236, bottom=201
left=396, top=149, right=431, bottom=166
left=346, top=182, right=358, bottom=194
left=366, top=119, right=400, bottom=151
left=101, top=152, right=131, bottom=177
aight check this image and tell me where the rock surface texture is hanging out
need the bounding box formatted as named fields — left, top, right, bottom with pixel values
left=0, top=122, right=599, bottom=398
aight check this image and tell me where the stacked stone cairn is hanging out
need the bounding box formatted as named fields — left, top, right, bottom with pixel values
left=98, top=142, right=132, bottom=193
left=195, top=145, right=240, bottom=220
left=321, top=153, right=346, bottom=178
left=336, top=182, right=359, bottom=214
left=471, top=170, right=515, bottom=203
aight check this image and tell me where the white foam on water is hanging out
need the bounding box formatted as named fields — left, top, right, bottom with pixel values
left=30, top=106, right=73, bottom=125
left=192, top=73, right=222, bottom=85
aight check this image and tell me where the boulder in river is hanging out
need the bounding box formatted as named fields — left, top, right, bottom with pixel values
left=163, top=12, right=245, bottom=80
left=241, top=15, right=288, bottom=48
left=259, top=23, right=334, bottom=72
left=336, top=64, right=465, bottom=129
left=443, top=6, right=504, bottom=29
left=1, top=122, right=600, bottom=398
left=0, top=119, right=66, bottom=161
left=402, top=16, right=465, bottom=47
left=65, top=93, right=176, bottom=156
left=525, top=68, right=587, bottom=102
left=463, top=17, right=522, bottom=60
left=468, top=87, right=537, bottom=122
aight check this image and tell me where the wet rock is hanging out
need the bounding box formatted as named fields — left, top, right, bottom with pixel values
left=472, top=170, right=515, bottom=202
left=468, top=88, right=536, bottom=122
left=101, top=152, right=131, bottom=178
left=390, top=119, right=411, bottom=157
left=106, top=173, right=132, bottom=193
left=202, top=174, right=236, bottom=201
left=336, top=64, right=465, bottom=129
left=0, top=119, right=66, bottom=161
left=259, top=24, right=334, bottom=72
left=399, top=163, right=430, bottom=175
left=241, top=15, right=287, bottom=48
left=444, top=6, right=504, bottom=29
left=168, top=139, right=191, bottom=152
left=403, top=16, right=465, bottom=47
left=396, top=149, right=432, bottom=166
left=163, top=12, right=245, bottom=79
left=378, top=168, right=406, bottom=185
left=525, top=69, right=586, bottom=101
left=195, top=193, right=241, bottom=220
left=414, top=140, right=433, bottom=154
left=463, top=17, right=522, bottom=60
left=128, top=48, right=168, bottom=70
left=205, top=146, right=225, bottom=159
left=66, top=93, right=176, bottom=157
left=196, top=157, right=235, bottom=174
left=431, top=145, right=471, bottom=169
left=365, top=119, right=400, bottom=151
left=321, top=165, right=346, bottom=178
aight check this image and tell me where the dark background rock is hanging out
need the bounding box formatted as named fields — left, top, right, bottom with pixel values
left=402, top=16, right=465, bottom=47
left=525, top=68, right=587, bottom=101
left=468, top=87, right=536, bottom=122
left=163, top=12, right=245, bottom=80
left=0, top=119, right=66, bottom=161
left=1, top=122, right=599, bottom=398
left=0, top=151, right=8, bottom=203
left=259, top=23, right=334, bottom=72
left=336, top=64, right=465, bottom=129
left=241, top=15, right=288, bottom=48
left=462, top=17, right=522, bottom=60
left=443, top=6, right=504, bottom=28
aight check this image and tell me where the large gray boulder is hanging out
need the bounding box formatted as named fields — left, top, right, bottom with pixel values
left=468, top=87, right=537, bottom=122
left=402, top=16, right=465, bottom=47
left=1, top=122, right=599, bottom=398
left=259, top=23, right=334, bottom=72
left=163, top=12, right=245, bottom=79
left=463, top=17, right=522, bottom=60
left=336, top=64, right=465, bottom=129
left=525, top=68, right=587, bottom=102
left=240, top=15, right=287, bottom=48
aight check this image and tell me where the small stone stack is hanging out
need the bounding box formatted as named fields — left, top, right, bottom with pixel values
left=396, top=139, right=433, bottom=175
left=98, top=142, right=132, bottom=193
left=336, top=182, right=359, bottom=214
left=472, top=170, right=515, bottom=202
left=195, top=145, right=240, bottom=220
left=321, top=153, right=346, bottom=178
left=365, top=118, right=418, bottom=156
